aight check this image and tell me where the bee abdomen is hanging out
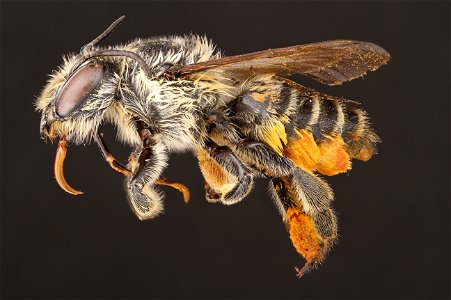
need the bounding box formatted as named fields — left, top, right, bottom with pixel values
left=314, top=97, right=344, bottom=140
left=341, top=108, right=381, bottom=161
left=290, top=94, right=344, bottom=139
left=282, top=84, right=380, bottom=176
left=232, top=78, right=380, bottom=176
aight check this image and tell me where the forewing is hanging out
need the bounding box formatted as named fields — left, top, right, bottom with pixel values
left=178, top=40, right=390, bottom=85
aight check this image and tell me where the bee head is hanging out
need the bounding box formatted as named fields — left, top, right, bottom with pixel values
left=36, top=16, right=151, bottom=145
left=36, top=56, right=118, bottom=144
left=35, top=16, right=157, bottom=195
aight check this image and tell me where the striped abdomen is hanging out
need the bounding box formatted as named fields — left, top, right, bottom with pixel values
left=275, top=80, right=381, bottom=176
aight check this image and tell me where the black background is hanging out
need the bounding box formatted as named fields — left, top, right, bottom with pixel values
left=1, top=1, right=449, bottom=299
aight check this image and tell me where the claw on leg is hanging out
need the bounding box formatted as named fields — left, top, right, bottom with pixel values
left=294, top=261, right=319, bottom=278
left=204, top=182, right=222, bottom=202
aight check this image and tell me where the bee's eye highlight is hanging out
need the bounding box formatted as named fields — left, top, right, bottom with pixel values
left=55, top=61, right=105, bottom=117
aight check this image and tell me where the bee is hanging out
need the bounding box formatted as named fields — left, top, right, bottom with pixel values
left=36, top=16, right=390, bottom=277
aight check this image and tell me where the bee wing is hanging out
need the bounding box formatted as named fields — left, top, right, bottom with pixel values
left=178, top=40, right=390, bottom=85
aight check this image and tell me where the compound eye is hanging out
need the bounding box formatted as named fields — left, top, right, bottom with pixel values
left=55, top=61, right=105, bottom=118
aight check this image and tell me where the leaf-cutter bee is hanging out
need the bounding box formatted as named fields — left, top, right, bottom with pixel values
left=36, top=16, right=390, bottom=277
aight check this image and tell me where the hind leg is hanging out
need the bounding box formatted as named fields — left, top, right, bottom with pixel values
left=226, top=140, right=338, bottom=275
left=270, top=171, right=338, bottom=277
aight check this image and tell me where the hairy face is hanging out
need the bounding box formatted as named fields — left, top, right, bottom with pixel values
left=36, top=55, right=119, bottom=145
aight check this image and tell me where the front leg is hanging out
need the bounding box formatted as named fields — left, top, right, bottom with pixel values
left=92, top=129, right=189, bottom=206
left=126, top=130, right=168, bottom=220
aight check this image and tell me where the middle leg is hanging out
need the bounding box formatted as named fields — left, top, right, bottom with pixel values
left=197, top=141, right=253, bottom=205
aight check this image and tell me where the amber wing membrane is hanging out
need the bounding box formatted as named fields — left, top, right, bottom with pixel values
left=178, top=40, right=390, bottom=85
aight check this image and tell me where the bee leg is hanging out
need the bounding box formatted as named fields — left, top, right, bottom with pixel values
left=270, top=174, right=337, bottom=277
left=92, top=131, right=132, bottom=176
left=221, top=174, right=253, bottom=205
left=236, top=141, right=293, bottom=177
left=203, top=182, right=222, bottom=203
left=234, top=139, right=337, bottom=273
left=197, top=142, right=253, bottom=205
left=208, top=143, right=254, bottom=205
left=125, top=134, right=168, bottom=220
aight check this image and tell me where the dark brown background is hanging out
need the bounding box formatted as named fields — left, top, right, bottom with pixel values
left=1, top=1, right=449, bottom=299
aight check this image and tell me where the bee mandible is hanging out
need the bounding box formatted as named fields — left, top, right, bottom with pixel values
left=36, top=16, right=390, bottom=277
